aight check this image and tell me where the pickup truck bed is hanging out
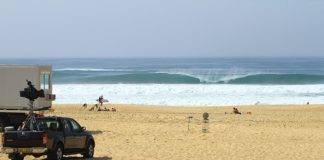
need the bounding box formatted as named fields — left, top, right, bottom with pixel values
left=3, top=131, right=45, bottom=148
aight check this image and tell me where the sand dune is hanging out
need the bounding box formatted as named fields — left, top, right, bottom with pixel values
left=1, top=104, right=324, bottom=160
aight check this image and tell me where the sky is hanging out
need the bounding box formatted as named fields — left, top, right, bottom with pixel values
left=0, top=0, right=323, bottom=58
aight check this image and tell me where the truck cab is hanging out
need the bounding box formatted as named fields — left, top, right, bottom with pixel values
left=0, top=65, right=56, bottom=129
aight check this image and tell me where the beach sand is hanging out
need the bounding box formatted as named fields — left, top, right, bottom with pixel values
left=1, top=104, right=324, bottom=160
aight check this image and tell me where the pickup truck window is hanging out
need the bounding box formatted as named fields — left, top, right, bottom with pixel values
left=63, top=119, right=72, bottom=133
left=37, top=118, right=61, bottom=131
left=69, top=119, right=82, bottom=133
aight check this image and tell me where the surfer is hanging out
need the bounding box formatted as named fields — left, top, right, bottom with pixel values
left=99, top=95, right=104, bottom=106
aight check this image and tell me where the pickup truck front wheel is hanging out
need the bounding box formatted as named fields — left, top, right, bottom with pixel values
left=48, top=144, right=63, bottom=160
left=83, top=141, right=94, bottom=158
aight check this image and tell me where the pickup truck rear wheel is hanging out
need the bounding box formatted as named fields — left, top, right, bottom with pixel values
left=9, top=153, right=24, bottom=160
left=48, top=144, right=63, bottom=160
left=83, top=141, right=94, bottom=158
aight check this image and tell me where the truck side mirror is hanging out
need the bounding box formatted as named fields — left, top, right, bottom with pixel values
left=81, top=127, right=86, bottom=131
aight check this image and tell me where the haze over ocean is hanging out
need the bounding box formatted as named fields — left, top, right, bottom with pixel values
left=1, top=58, right=324, bottom=106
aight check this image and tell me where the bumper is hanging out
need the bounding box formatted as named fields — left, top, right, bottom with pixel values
left=2, top=147, right=47, bottom=154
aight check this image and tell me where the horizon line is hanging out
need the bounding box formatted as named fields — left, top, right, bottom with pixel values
left=1, top=56, right=324, bottom=59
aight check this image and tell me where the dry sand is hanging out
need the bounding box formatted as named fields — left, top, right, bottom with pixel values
left=1, top=104, right=324, bottom=160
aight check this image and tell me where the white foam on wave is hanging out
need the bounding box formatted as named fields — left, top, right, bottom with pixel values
left=53, top=84, right=324, bottom=106
left=155, top=68, right=265, bottom=83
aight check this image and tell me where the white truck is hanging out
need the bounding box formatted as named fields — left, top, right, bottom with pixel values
left=0, top=65, right=55, bottom=130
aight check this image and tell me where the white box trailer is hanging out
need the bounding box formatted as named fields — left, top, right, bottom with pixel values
left=0, top=65, right=55, bottom=129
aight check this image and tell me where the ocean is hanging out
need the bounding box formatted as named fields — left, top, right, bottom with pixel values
left=1, top=58, right=324, bottom=106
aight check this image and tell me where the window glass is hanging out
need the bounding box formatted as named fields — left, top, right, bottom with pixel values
left=63, top=120, right=72, bottom=133
left=69, top=119, right=82, bottom=133
left=36, top=118, right=60, bottom=131
left=40, top=73, right=50, bottom=90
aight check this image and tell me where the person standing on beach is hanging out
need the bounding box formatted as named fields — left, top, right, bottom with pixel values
left=99, top=95, right=104, bottom=106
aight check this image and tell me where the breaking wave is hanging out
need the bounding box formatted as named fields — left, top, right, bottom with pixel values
left=54, top=71, right=324, bottom=84
left=220, top=74, right=324, bottom=84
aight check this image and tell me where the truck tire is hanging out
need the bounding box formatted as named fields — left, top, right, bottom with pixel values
left=48, top=144, right=63, bottom=160
left=9, top=153, right=24, bottom=160
left=83, top=141, right=94, bottom=158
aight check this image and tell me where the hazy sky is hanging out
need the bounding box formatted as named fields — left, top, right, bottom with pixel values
left=0, top=0, right=323, bottom=58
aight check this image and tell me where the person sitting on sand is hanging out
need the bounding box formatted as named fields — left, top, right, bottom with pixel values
left=233, top=107, right=241, bottom=114
left=225, top=107, right=250, bottom=115
left=112, top=108, right=116, bottom=112
left=81, top=103, right=87, bottom=110
left=104, top=107, right=109, bottom=111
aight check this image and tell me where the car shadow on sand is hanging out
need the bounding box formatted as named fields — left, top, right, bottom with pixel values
left=41, top=157, right=112, bottom=160
left=63, top=157, right=112, bottom=160
left=88, top=130, right=103, bottom=135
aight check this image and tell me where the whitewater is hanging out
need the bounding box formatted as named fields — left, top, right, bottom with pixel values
left=53, top=84, right=324, bottom=106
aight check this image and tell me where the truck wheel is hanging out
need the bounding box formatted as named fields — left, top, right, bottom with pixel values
left=48, top=144, right=63, bottom=160
left=83, top=141, right=94, bottom=158
left=9, top=153, right=24, bottom=160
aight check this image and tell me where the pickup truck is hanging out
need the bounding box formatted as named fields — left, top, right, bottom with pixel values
left=1, top=117, right=95, bottom=160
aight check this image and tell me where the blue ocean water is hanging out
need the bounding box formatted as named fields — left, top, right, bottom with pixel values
left=1, top=58, right=324, bottom=105
left=3, top=58, right=324, bottom=84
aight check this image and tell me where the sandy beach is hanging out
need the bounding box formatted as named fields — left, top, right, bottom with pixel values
left=1, top=104, right=324, bottom=160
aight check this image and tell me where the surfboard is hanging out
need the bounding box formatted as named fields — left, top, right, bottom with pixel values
left=96, top=99, right=109, bottom=102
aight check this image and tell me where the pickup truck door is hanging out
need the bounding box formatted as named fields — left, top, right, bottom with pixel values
left=67, top=119, right=87, bottom=149
left=63, top=119, right=75, bottom=149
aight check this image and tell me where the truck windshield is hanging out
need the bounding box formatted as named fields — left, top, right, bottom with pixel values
left=36, top=118, right=60, bottom=131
